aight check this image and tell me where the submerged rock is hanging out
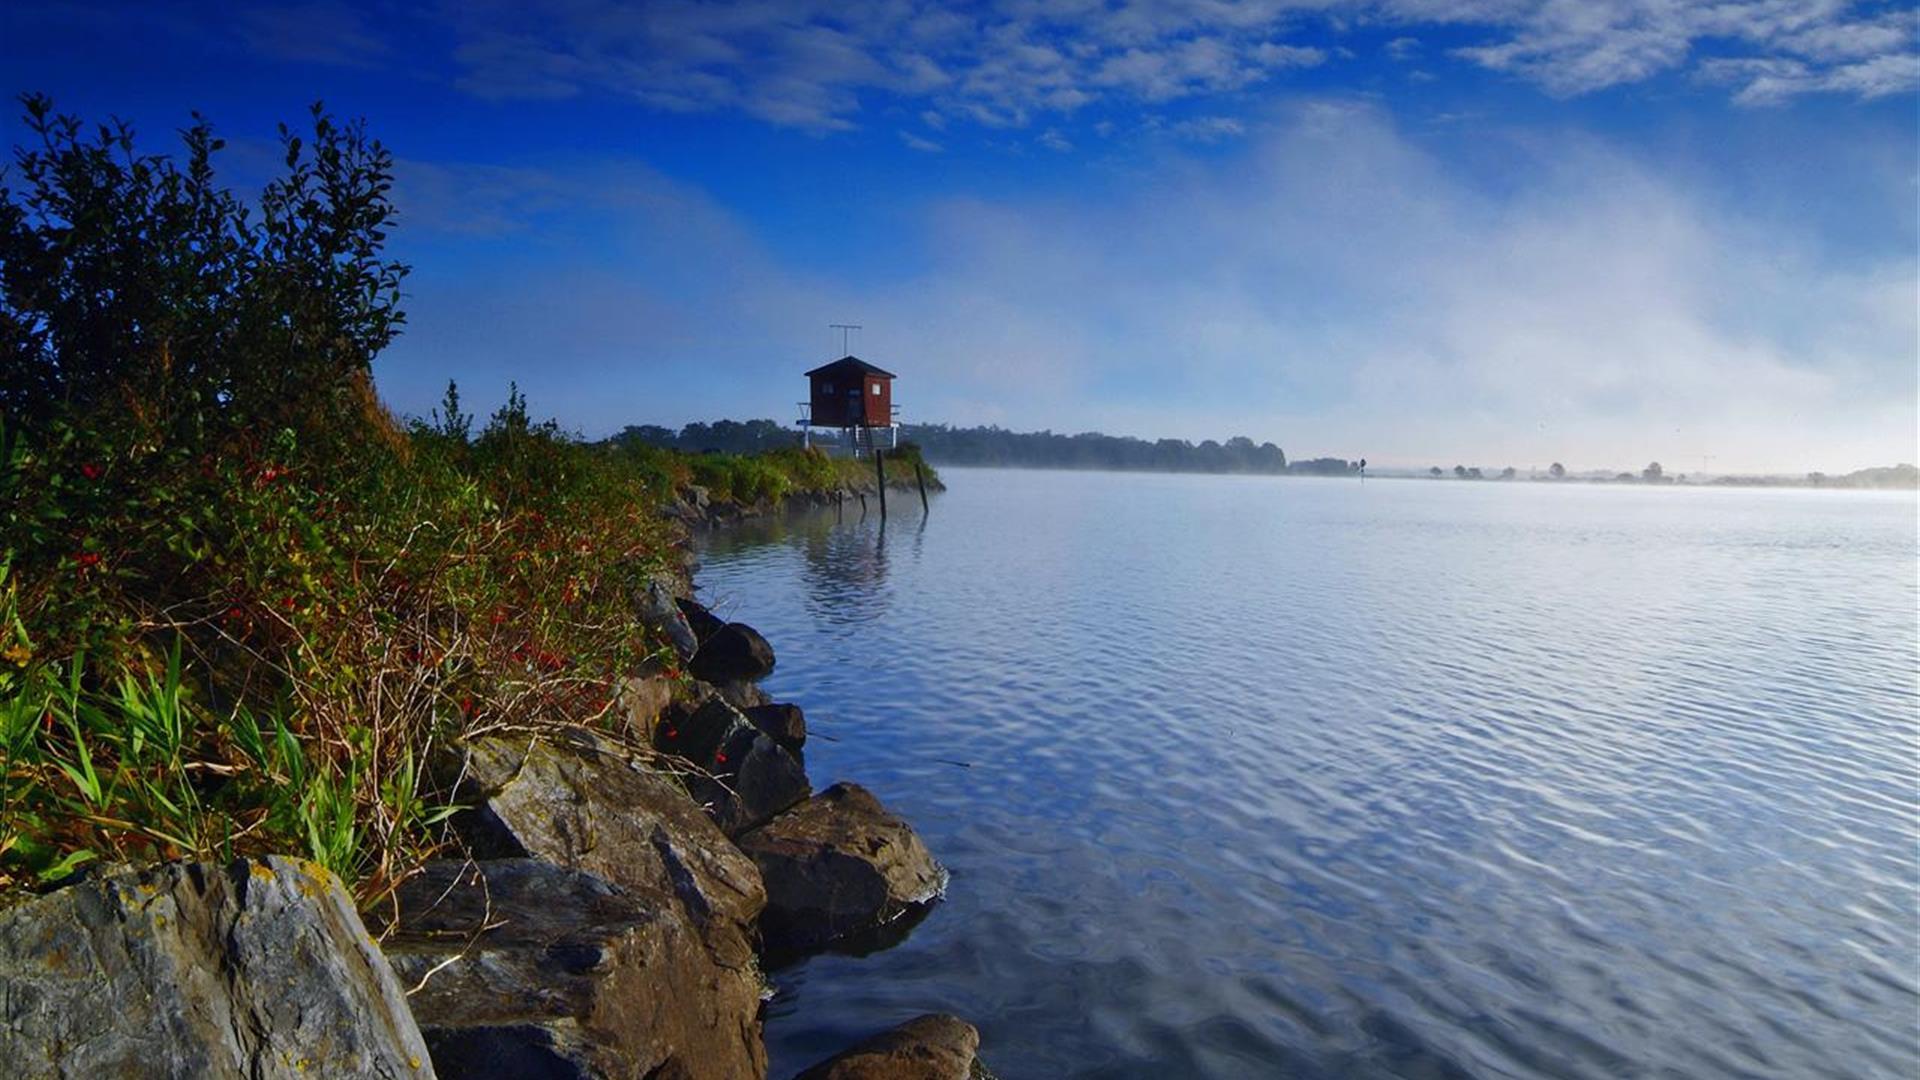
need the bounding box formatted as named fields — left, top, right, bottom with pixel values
left=442, top=728, right=765, bottom=963
left=690, top=622, right=776, bottom=684
left=736, top=782, right=945, bottom=956
left=379, top=859, right=765, bottom=1080
left=0, top=856, right=432, bottom=1079
left=656, top=697, right=811, bottom=837
left=743, top=701, right=807, bottom=754
left=793, top=1014, right=992, bottom=1080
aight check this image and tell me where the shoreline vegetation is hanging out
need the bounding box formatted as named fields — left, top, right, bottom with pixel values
left=1, top=97, right=985, bottom=1077
left=619, top=419, right=1917, bottom=490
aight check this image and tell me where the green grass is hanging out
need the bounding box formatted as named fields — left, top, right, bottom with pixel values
left=0, top=407, right=691, bottom=900
left=628, top=441, right=939, bottom=507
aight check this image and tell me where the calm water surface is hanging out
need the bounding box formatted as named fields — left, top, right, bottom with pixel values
left=695, top=469, right=1919, bottom=1079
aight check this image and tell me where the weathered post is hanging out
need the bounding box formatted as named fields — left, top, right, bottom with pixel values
left=914, top=459, right=930, bottom=514
left=873, top=447, right=888, bottom=522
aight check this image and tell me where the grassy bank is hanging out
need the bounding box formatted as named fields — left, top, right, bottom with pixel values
left=0, top=96, right=928, bottom=902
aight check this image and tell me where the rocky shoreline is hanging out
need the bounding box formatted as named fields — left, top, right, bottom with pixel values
left=0, top=495, right=986, bottom=1078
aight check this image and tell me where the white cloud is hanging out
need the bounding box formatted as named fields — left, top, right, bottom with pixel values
left=900, top=130, right=945, bottom=152
left=425, top=1, right=1915, bottom=131
left=1704, top=51, right=1920, bottom=105
left=1426, top=0, right=1919, bottom=101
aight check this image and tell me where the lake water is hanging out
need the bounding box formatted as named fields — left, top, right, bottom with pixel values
left=696, top=468, right=1919, bottom=1079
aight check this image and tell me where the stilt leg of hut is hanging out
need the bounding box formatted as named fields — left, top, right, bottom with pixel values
left=914, top=460, right=930, bottom=514
left=874, top=447, right=888, bottom=522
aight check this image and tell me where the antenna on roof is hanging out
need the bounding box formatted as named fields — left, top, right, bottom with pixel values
left=829, top=323, right=862, bottom=356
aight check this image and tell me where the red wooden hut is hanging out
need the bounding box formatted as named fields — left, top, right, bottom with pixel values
left=799, top=355, right=898, bottom=453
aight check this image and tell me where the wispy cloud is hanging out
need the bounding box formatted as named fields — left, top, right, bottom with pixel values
left=900, top=130, right=945, bottom=152
left=421, top=1, right=1915, bottom=130
left=1433, top=0, right=1919, bottom=102
left=1165, top=115, right=1248, bottom=143
left=236, top=1, right=391, bottom=67
left=434, top=1, right=1335, bottom=130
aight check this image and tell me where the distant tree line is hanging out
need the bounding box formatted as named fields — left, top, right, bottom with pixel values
left=609, top=419, right=1310, bottom=476
left=900, top=424, right=1292, bottom=473
left=609, top=419, right=795, bottom=456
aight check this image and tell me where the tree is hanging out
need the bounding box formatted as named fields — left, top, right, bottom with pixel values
left=1453, top=465, right=1467, bottom=478
left=1499, top=466, right=1516, bottom=480
left=1429, top=466, right=1443, bottom=478
left=1643, top=461, right=1664, bottom=482
left=1549, top=462, right=1566, bottom=478
left=433, top=379, right=471, bottom=443
left=1, top=93, right=408, bottom=443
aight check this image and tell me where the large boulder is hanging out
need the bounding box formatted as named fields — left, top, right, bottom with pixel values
left=378, top=859, right=764, bottom=1080
left=656, top=698, right=810, bottom=837
left=689, top=622, right=776, bottom=684
left=794, top=1015, right=993, bottom=1080
left=441, top=728, right=765, bottom=964
left=736, top=783, right=945, bottom=956
left=0, top=856, right=433, bottom=1078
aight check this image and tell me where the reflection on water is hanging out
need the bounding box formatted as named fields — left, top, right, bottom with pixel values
left=700, top=500, right=927, bottom=631
left=697, top=471, right=1919, bottom=1080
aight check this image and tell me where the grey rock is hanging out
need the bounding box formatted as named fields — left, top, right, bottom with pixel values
left=378, top=859, right=764, bottom=1080
left=656, top=698, right=810, bottom=837
left=690, top=622, right=776, bottom=684
left=737, top=783, right=945, bottom=956
left=713, top=678, right=773, bottom=712
left=441, top=729, right=765, bottom=964
left=793, top=1015, right=992, bottom=1080
left=638, top=578, right=700, bottom=660
left=743, top=702, right=806, bottom=754
left=615, top=672, right=674, bottom=739
left=0, top=856, right=433, bottom=1079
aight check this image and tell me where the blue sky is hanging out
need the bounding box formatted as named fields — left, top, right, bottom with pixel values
left=3, top=1, right=1915, bottom=472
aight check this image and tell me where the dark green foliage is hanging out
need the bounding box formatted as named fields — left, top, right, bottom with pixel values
left=0, top=93, right=407, bottom=447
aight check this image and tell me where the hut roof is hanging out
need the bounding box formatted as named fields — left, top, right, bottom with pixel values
left=806, top=355, right=896, bottom=379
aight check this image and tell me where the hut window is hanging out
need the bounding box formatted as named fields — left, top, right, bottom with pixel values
left=822, top=382, right=833, bottom=393
left=871, top=384, right=881, bottom=395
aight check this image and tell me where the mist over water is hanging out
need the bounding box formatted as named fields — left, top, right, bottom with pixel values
left=697, top=469, right=1919, bottom=1079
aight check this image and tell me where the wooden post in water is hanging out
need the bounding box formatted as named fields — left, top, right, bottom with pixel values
left=913, top=459, right=930, bottom=514
left=873, top=446, right=888, bottom=522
